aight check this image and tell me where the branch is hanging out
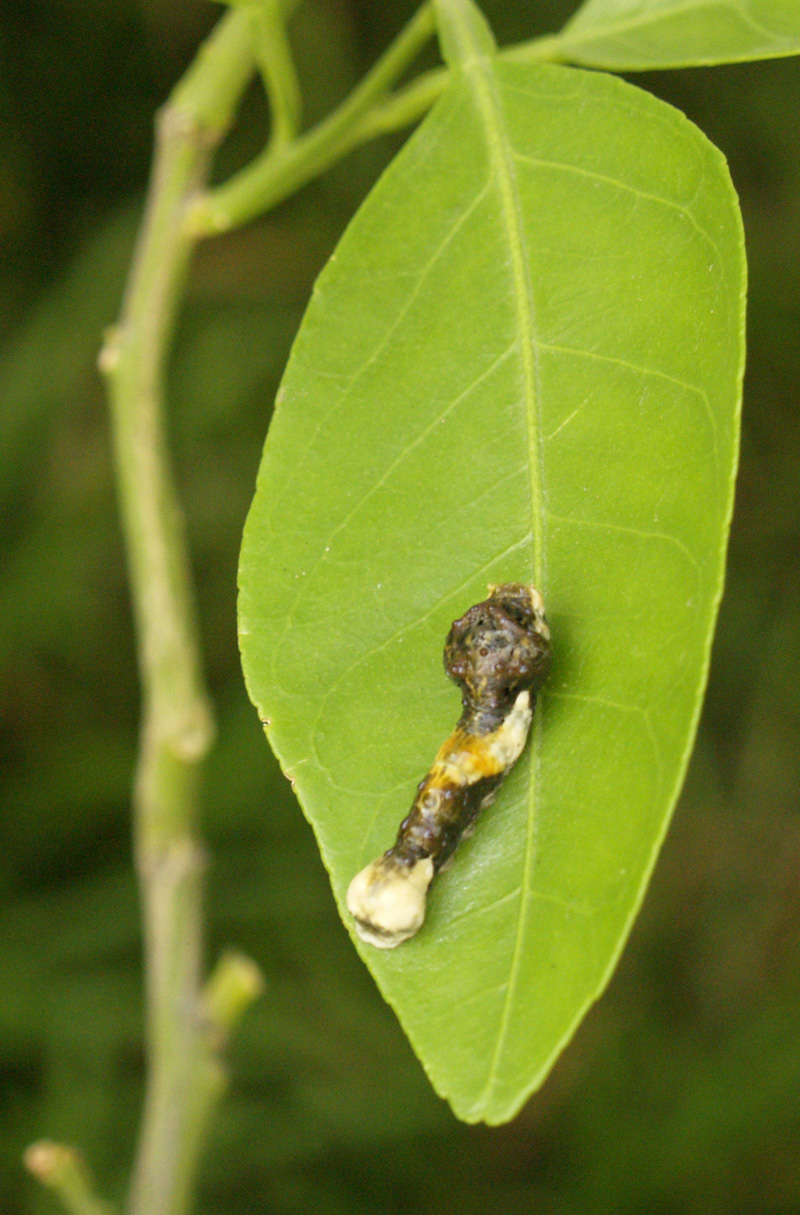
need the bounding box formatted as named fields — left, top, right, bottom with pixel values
left=98, top=12, right=263, bottom=1215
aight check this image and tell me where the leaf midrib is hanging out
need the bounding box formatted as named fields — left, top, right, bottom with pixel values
left=457, top=52, right=544, bottom=1120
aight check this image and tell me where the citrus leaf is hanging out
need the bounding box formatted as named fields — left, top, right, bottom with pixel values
left=539, top=0, right=800, bottom=70
left=238, top=50, right=745, bottom=1122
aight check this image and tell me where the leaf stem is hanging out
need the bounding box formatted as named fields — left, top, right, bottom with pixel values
left=343, top=27, right=566, bottom=144
left=238, top=0, right=303, bottom=148
left=502, top=32, right=569, bottom=66
left=187, top=3, right=438, bottom=234
left=97, top=11, right=263, bottom=1215
left=348, top=65, right=448, bottom=140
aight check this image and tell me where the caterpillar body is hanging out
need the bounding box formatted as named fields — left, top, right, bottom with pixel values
left=347, top=583, right=552, bottom=948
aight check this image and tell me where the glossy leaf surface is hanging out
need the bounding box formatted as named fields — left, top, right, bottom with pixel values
left=548, top=0, right=800, bottom=69
left=239, top=54, right=745, bottom=1122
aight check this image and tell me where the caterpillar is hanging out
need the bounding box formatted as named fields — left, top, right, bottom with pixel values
left=346, top=583, right=552, bottom=948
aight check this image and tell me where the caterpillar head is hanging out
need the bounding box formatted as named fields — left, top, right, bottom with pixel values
left=444, top=583, right=552, bottom=716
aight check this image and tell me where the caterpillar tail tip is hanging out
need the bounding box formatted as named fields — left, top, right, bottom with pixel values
left=347, top=856, right=434, bottom=948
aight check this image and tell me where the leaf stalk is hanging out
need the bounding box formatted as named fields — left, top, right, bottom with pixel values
left=188, top=3, right=438, bottom=234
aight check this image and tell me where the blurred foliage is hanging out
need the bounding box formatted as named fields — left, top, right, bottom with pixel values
left=0, top=1, right=798, bottom=1213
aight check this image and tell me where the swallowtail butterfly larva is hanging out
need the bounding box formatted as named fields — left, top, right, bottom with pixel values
left=347, top=583, right=551, bottom=948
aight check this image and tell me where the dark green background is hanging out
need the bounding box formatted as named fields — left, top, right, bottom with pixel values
left=1, top=1, right=798, bottom=1211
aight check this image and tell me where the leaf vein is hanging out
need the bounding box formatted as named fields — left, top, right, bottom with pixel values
left=266, top=179, right=492, bottom=550
left=548, top=689, right=648, bottom=715
left=309, top=342, right=517, bottom=572
left=266, top=185, right=496, bottom=682
left=546, top=510, right=702, bottom=573
left=536, top=339, right=719, bottom=466
left=458, top=54, right=546, bottom=1120
left=513, top=148, right=703, bottom=225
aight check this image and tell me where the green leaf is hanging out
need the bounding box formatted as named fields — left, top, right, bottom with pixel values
left=238, top=57, right=745, bottom=1122
left=541, top=0, right=800, bottom=71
